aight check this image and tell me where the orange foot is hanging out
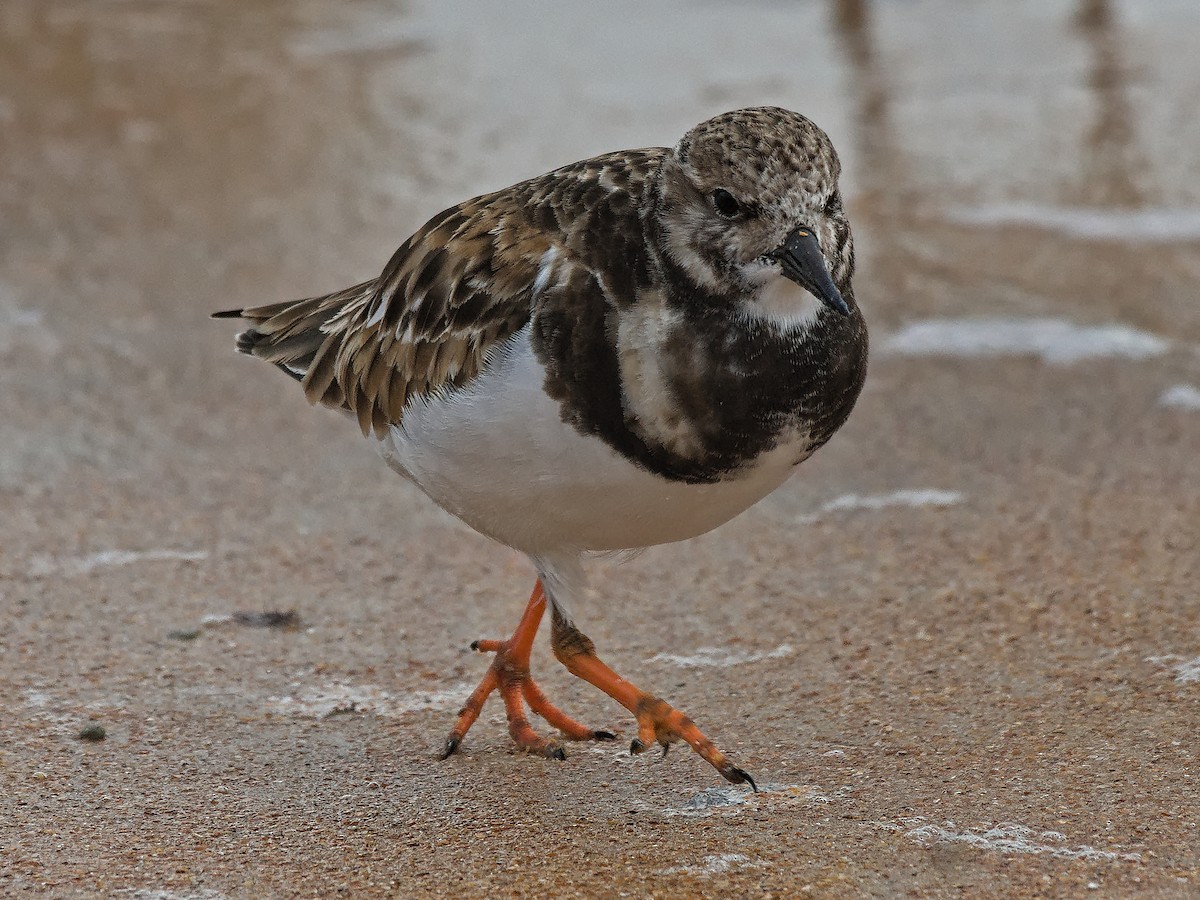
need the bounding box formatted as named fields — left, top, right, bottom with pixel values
left=441, top=580, right=615, bottom=760
left=550, top=606, right=756, bottom=790
left=441, top=579, right=755, bottom=790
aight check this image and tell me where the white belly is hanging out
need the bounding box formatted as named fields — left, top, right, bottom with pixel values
left=378, top=326, right=807, bottom=554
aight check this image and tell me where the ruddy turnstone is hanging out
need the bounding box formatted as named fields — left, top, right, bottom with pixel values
left=215, top=107, right=867, bottom=788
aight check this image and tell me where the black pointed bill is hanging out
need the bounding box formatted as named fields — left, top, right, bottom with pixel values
left=771, top=228, right=850, bottom=317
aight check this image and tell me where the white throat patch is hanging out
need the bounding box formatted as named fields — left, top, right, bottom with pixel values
left=740, top=274, right=824, bottom=332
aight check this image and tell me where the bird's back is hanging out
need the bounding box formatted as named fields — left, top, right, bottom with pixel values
left=217, top=148, right=667, bottom=436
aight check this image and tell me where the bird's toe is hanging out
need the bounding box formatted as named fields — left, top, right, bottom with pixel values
left=721, top=766, right=757, bottom=792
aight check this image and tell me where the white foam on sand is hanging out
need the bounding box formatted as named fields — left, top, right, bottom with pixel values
left=659, top=853, right=762, bottom=876
left=786, top=488, right=963, bottom=526
left=268, top=681, right=471, bottom=718
left=1159, top=384, right=1200, bottom=411
left=23, top=687, right=77, bottom=728
left=667, top=783, right=835, bottom=819
left=947, top=204, right=1200, bottom=242
left=0, top=288, right=60, bottom=355
left=26, top=549, right=207, bottom=578
left=667, top=786, right=751, bottom=818
left=906, top=820, right=1141, bottom=862
left=1147, top=654, right=1200, bottom=684
left=884, top=317, right=1170, bottom=365
left=821, top=489, right=963, bottom=513
left=648, top=643, right=794, bottom=668
left=119, top=890, right=228, bottom=900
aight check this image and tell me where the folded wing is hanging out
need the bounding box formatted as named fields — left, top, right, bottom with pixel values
left=216, top=149, right=664, bottom=437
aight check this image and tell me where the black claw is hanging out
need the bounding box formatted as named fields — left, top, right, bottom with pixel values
left=660, top=742, right=671, bottom=759
left=469, top=640, right=481, bottom=651
left=723, top=766, right=757, bottom=792
left=630, top=738, right=646, bottom=755
left=440, top=736, right=460, bottom=760
left=592, top=730, right=617, bottom=741
left=550, top=746, right=567, bottom=761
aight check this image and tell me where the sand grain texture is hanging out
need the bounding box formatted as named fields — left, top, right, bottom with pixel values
left=3, top=1, right=1198, bottom=897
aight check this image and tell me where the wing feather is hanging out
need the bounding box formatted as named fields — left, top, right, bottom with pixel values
left=220, top=148, right=665, bottom=436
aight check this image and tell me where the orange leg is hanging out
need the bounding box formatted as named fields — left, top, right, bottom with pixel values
left=550, top=607, right=756, bottom=790
left=441, top=580, right=615, bottom=759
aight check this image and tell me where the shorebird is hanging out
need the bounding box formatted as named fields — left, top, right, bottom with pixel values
left=215, top=107, right=868, bottom=787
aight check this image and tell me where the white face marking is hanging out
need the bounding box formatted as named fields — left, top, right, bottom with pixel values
left=660, top=206, right=722, bottom=291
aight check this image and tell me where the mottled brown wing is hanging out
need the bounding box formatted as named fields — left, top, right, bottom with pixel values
left=225, top=148, right=665, bottom=437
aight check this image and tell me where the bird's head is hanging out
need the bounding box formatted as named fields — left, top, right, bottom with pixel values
left=652, top=107, right=855, bottom=325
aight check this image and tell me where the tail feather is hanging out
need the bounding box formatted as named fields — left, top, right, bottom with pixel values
left=214, top=280, right=378, bottom=407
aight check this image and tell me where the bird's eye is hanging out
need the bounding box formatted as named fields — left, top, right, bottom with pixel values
left=711, top=188, right=741, bottom=218
left=823, top=191, right=842, bottom=215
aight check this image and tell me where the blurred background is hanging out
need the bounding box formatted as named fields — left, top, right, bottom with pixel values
left=3, top=2, right=1199, bottom=895
left=1, top=0, right=1197, bottom=503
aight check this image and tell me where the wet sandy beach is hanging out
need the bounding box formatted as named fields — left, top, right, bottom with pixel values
left=3, top=1, right=1199, bottom=897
